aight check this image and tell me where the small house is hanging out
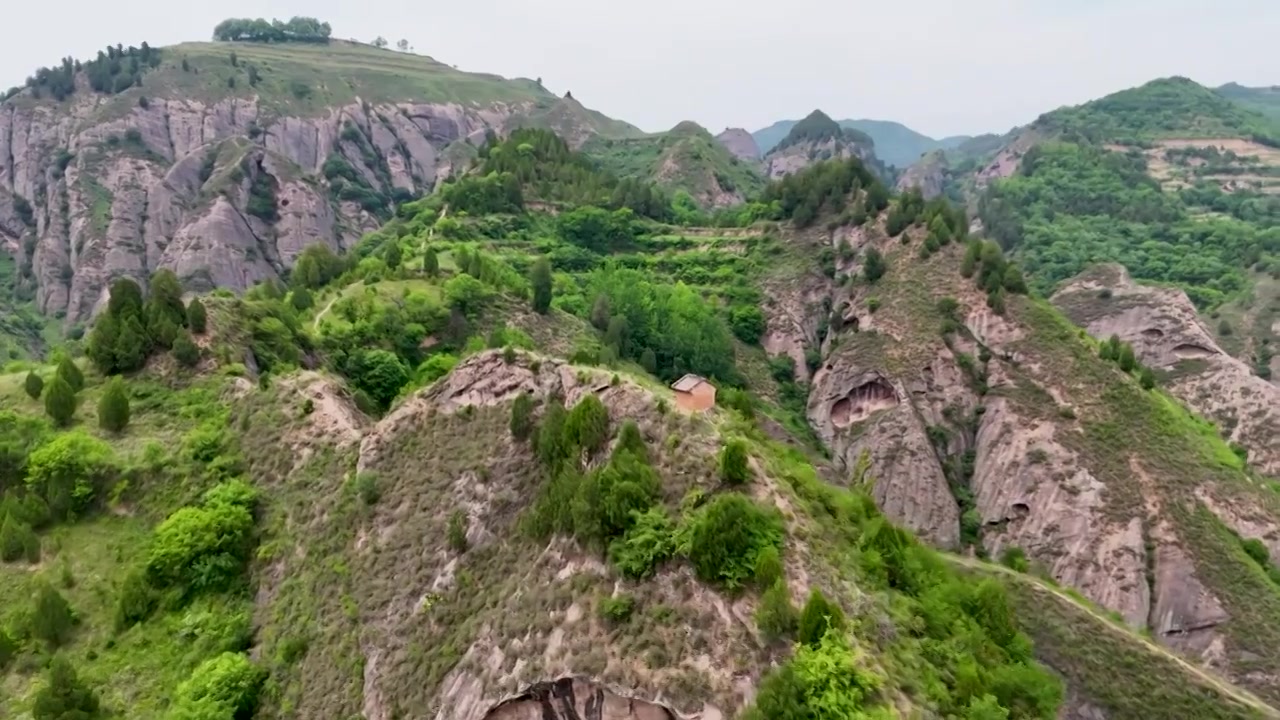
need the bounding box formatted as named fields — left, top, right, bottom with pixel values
left=671, top=374, right=715, bottom=412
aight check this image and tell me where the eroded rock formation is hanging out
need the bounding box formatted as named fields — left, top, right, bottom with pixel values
left=713, top=128, right=759, bottom=162
left=482, top=679, right=683, bottom=720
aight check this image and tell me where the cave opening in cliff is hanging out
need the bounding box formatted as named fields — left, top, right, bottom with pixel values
left=831, top=377, right=898, bottom=428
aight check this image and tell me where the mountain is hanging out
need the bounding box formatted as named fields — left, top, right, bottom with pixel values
left=761, top=110, right=885, bottom=181
left=753, top=117, right=971, bottom=168
left=1217, top=83, right=1280, bottom=122
left=0, top=38, right=639, bottom=330
left=583, top=121, right=766, bottom=207
left=4, top=131, right=1279, bottom=719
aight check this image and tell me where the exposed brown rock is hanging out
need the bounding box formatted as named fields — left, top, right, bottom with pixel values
left=713, top=128, right=759, bottom=162
left=895, top=150, right=948, bottom=200
left=1052, top=265, right=1280, bottom=476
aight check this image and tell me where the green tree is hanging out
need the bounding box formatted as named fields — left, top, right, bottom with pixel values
left=114, top=316, right=149, bottom=372
left=97, top=377, right=130, bottom=433
left=531, top=257, right=553, bottom=314
left=1139, top=366, right=1156, bottom=390
left=756, top=580, right=797, bottom=642
left=290, top=287, right=314, bottom=311
left=169, top=652, right=266, bottom=720
left=863, top=248, right=886, bottom=283
left=423, top=247, right=440, bottom=276
left=187, top=297, right=208, bottom=334
left=1118, top=343, right=1137, bottom=372
left=147, top=269, right=188, bottom=329
left=44, top=377, right=77, bottom=428
left=25, top=431, right=117, bottom=520
left=348, top=349, right=409, bottom=410
left=443, top=274, right=493, bottom=317
left=615, top=420, right=648, bottom=463
left=25, top=371, right=43, bottom=400
left=590, top=294, right=611, bottom=331
left=1, top=513, right=40, bottom=563
left=684, top=494, right=784, bottom=590
left=55, top=357, right=84, bottom=393
left=797, top=588, right=845, bottom=646
left=173, top=331, right=200, bottom=368
left=639, top=348, right=657, bottom=374
left=564, top=394, right=610, bottom=454
left=31, top=582, right=75, bottom=648
left=509, top=392, right=536, bottom=441
left=719, top=439, right=751, bottom=485
left=114, top=569, right=157, bottom=630
left=31, top=656, right=101, bottom=720
left=382, top=240, right=402, bottom=270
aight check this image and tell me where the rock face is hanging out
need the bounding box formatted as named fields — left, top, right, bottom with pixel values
left=713, top=128, right=759, bottom=162
left=762, top=134, right=877, bottom=180
left=483, top=679, right=681, bottom=720
left=896, top=150, right=948, bottom=200
left=1052, top=265, right=1280, bottom=476
left=0, top=93, right=558, bottom=322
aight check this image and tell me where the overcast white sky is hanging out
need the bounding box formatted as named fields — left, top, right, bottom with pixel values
left=3, top=0, right=1277, bottom=138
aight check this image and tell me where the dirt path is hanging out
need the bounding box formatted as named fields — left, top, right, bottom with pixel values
left=312, top=294, right=342, bottom=331
left=947, top=555, right=1280, bottom=718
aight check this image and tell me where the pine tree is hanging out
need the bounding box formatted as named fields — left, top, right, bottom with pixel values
left=719, top=439, right=751, bottom=485
left=423, top=247, right=440, bottom=276
left=55, top=357, right=83, bottom=393
left=863, top=248, right=886, bottom=283
left=290, top=287, right=314, bottom=311
left=24, top=371, right=43, bottom=400
left=640, top=348, right=657, bottom=375
left=186, top=297, right=208, bottom=334
left=87, top=312, right=121, bottom=374
left=1, top=513, right=40, bottom=563
left=31, top=656, right=101, bottom=720
left=1118, top=343, right=1137, bottom=373
left=590, top=294, right=611, bottom=330
left=172, top=331, right=200, bottom=368
left=97, top=377, right=130, bottom=433
left=382, top=240, right=402, bottom=270
left=1139, top=366, right=1156, bottom=390
left=531, top=257, right=553, bottom=314
left=509, top=392, right=536, bottom=441
left=44, top=377, right=76, bottom=428
left=115, top=316, right=149, bottom=372
left=31, top=583, right=75, bottom=648
left=797, top=588, right=845, bottom=646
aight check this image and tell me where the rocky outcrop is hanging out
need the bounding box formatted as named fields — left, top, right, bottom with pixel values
left=809, top=357, right=962, bottom=549
left=0, top=93, right=565, bottom=323
left=896, top=150, right=948, bottom=200
left=713, top=128, right=759, bottom=162
left=762, top=134, right=877, bottom=180
left=1052, top=265, right=1280, bottom=476
left=482, top=678, right=683, bottom=720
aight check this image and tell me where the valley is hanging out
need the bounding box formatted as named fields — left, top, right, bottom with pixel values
left=1, top=16, right=1279, bottom=720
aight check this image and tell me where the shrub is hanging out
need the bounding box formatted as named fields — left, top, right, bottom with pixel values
left=56, top=357, right=84, bottom=393
left=797, top=588, right=845, bottom=646
left=683, top=494, right=784, bottom=590
left=26, top=431, right=117, bottom=519
left=353, top=472, right=380, bottom=506
left=0, top=628, right=14, bottom=670
left=173, top=331, right=201, bottom=367
left=614, top=421, right=649, bottom=463
left=531, top=257, right=553, bottom=314
left=25, top=371, right=43, bottom=400
left=754, top=545, right=784, bottom=587
left=756, top=580, right=798, bottom=642
left=729, top=305, right=767, bottom=344
left=719, top=439, right=752, bottom=485
left=44, top=376, right=77, bottom=427
left=509, top=392, right=536, bottom=441
left=0, top=513, right=40, bottom=563
left=999, top=546, right=1030, bottom=573
left=348, top=349, right=409, bottom=410
left=186, top=297, right=208, bottom=334
left=640, top=348, right=657, bottom=374
left=578, top=449, right=662, bottom=542
left=1139, top=367, right=1156, bottom=390
left=564, top=394, right=610, bottom=454
left=599, top=594, right=635, bottom=624
left=608, top=507, right=676, bottom=578
left=862, top=248, right=886, bottom=283
left=114, top=568, right=157, bottom=630
left=169, top=652, right=266, bottom=720
left=31, top=656, right=101, bottom=720
left=97, top=376, right=130, bottom=433
left=31, top=582, right=76, bottom=648
left=147, top=481, right=256, bottom=594
left=447, top=510, right=468, bottom=553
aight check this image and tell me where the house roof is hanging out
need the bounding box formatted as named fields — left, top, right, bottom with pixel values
left=671, top=374, right=709, bottom=393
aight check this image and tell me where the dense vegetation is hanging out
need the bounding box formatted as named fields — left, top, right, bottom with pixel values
left=212, top=17, right=332, bottom=44
left=773, top=110, right=874, bottom=153
left=7, top=43, right=162, bottom=102
left=980, top=142, right=1280, bottom=306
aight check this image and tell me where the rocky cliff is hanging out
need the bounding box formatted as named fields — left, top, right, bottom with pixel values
left=1052, top=265, right=1280, bottom=477
left=758, top=215, right=1280, bottom=703
left=713, top=128, right=759, bottom=162
left=0, top=42, right=632, bottom=324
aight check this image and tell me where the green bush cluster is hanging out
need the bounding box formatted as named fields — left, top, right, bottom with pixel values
left=146, top=479, right=258, bottom=598
left=87, top=272, right=201, bottom=375
left=168, top=651, right=267, bottom=720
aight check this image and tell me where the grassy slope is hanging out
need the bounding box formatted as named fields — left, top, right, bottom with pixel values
left=1218, top=84, right=1280, bottom=122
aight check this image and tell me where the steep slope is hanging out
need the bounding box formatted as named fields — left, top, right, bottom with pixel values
left=751, top=174, right=1280, bottom=704
left=754, top=117, right=969, bottom=168
left=713, top=128, right=760, bottom=162
left=0, top=39, right=635, bottom=326
left=1052, top=265, right=1280, bottom=475
left=584, top=122, right=765, bottom=207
